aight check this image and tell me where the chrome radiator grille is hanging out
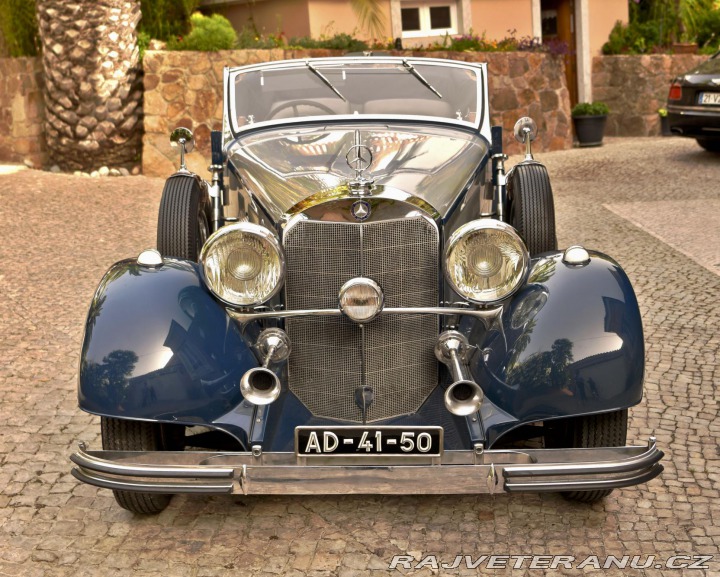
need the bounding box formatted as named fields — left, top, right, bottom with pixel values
left=284, top=217, right=439, bottom=422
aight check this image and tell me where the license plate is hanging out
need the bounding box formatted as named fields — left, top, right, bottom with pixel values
left=699, top=92, right=720, bottom=105
left=295, top=426, right=443, bottom=457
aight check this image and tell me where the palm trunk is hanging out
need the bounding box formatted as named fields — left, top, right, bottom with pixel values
left=36, top=0, right=143, bottom=171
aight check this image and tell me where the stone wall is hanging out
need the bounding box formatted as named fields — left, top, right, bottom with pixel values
left=142, top=49, right=572, bottom=177
left=0, top=57, right=46, bottom=167
left=593, top=54, right=706, bottom=137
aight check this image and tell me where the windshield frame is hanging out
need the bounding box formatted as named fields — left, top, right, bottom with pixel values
left=224, top=57, right=489, bottom=139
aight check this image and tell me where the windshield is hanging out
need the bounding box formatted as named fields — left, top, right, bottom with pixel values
left=228, top=58, right=485, bottom=133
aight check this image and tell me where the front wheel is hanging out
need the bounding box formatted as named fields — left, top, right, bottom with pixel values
left=100, top=417, right=184, bottom=514
left=544, top=409, right=628, bottom=503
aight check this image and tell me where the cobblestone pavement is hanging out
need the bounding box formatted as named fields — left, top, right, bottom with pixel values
left=0, top=137, right=718, bottom=577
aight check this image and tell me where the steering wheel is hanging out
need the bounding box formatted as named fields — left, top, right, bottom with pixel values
left=269, top=100, right=342, bottom=146
left=267, top=99, right=338, bottom=120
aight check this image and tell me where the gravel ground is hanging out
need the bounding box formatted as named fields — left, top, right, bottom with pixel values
left=0, top=136, right=718, bottom=576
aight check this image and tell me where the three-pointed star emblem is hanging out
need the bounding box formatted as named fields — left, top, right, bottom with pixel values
left=351, top=200, right=371, bottom=221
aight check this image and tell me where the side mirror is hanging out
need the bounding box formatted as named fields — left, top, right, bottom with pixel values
left=513, top=117, right=538, bottom=161
left=170, top=127, right=195, bottom=171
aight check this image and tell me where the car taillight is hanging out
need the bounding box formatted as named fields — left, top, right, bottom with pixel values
left=668, top=83, right=682, bottom=101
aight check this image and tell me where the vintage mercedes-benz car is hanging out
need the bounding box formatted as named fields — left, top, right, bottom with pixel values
left=71, top=57, right=663, bottom=514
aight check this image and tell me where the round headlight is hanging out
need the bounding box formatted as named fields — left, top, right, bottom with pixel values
left=200, top=223, right=285, bottom=306
left=339, top=278, right=384, bottom=322
left=445, top=220, right=529, bottom=304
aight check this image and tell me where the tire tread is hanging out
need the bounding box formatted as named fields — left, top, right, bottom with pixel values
left=562, top=409, right=628, bottom=502
left=157, top=175, right=203, bottom=261
left=100, top=417, right=172, bottom=514
left=508, top=163, right=557, bottom=255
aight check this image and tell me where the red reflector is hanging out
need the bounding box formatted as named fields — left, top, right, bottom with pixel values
left=668, top=83, right=682, bottom=100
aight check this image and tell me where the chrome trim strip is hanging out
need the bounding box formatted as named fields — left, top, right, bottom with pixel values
left=227, top=306, right=502, bottom=326
left=71, top=469, right=234, bottom=494
left=503, top=467, right=664, bottom=493
left=70, top=439, right=663, bottom=496
left=503, top=438, right=662, bottom=478
left=667, top=104, right=720, bottom=116
left=69, top=448, right=234, bottom=479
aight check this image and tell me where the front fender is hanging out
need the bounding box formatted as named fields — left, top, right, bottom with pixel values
left=78, top=259, right=259, bottom=440
left=466, top=251, right=644, bottom=443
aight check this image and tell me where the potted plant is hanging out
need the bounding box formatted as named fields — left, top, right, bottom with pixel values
left=572, top=102, right=610, bottom=147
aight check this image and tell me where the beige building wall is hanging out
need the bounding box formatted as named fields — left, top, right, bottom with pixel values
left=308, top=0, right=392, bottom=40
left=206, top=0, right=625, bottom=55
left=588, top=0, right=628, bottom=55
left=208, top=0, right=312, bottom=38
left=469, top=0, right=533, bottom=40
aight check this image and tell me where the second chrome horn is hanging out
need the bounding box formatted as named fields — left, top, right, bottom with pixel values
left=434, top=330, right=484, bottom=416
left=240, top=328, right=291, bottom=405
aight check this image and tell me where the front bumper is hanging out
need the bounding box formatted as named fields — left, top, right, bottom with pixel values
left=71, top=438, right=663, bottom=495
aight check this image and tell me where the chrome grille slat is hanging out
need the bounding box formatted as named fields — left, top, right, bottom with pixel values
left=284, top=217, right=439, bottom=422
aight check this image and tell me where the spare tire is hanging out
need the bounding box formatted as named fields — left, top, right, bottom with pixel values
left=507, top=162, right=557, bottom=256
left=157, top=174, right=210, bottom=261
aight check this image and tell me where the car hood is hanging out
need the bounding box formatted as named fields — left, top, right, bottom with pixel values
left=227, top=123, right=489, bottom=222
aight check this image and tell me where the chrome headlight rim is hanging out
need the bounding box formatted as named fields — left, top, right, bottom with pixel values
left=199, top=222, right=285, bottom=307
left=338, top=277, right=385, bottom=323
left=444, top=219, right=529, bottom=305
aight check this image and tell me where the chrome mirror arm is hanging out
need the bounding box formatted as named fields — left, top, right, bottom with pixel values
left=513, top=117, right=538, bottom=161
left=170, top=127, right=195, bottom=173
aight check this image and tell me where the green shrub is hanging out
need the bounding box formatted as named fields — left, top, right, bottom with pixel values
left=140, top=0, right=199, bottom=41
left=0, top=0, right=39, bottom=57
left=694, top=8, right=720, bottom=50
left=168, top=12, right=237, bottom=51
left=446, top=29, right=526, bottom=52
left=602, top=20, right=662, bottom=54
left=571, top=102, right=610, bottom=117
left=137, top=31, right=151, bottom=62
left=288, top=33, right=369, bottom=52
left=236, top=27, right=285, bottom=49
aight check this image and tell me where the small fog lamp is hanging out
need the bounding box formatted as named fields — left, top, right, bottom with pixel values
left=338, top=278, right=384, bottom=323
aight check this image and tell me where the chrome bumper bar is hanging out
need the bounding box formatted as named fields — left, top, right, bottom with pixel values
left=71, top=438, right=663, bottom=496
left=227, top=305, right=502, bottom=326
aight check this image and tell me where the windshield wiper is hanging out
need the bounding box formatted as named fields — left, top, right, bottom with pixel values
left=306, top=61, right=347, bottom=102
left=402, top=59, right=442, bottom=99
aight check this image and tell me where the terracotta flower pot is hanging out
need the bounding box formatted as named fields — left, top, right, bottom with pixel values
left=672, top=42, right=698, bottom=54
left=573, top=115, right=607, bottom=147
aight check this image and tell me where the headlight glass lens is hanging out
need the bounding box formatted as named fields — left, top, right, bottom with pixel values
left=339, top=278, right=384, bottom=322
left=446, top=220, right=528, bottom=303
left=200, top=223, right=284, bottom=306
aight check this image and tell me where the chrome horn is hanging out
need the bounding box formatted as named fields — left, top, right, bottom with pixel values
left=240, top=328, right=291, bottom=406
left=435, top=330, right=484, bottom=416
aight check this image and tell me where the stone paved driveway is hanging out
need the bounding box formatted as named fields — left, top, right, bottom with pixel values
left=0, top=137, right=718, bottom=577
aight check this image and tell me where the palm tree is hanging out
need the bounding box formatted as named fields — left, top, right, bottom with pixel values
left=35, top=0, right=143, bottom=171
left=350, top=0, right=386, bottom=40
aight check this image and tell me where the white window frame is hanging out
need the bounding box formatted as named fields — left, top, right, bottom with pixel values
left=400, top=1, right=458, bottom=38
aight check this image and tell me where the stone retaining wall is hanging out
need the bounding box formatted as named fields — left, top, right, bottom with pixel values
left=142, top=49, right=572, bottom=177
left=593, top=54, right=706, bottom=137
left=0, top=57, right=46, bottom=167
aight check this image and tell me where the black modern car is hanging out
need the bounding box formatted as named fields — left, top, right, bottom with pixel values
left=667, top=51, right=720, bottom=152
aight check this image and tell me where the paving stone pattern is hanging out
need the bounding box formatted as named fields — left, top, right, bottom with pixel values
left=0, top=137, right=718, bottom=576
